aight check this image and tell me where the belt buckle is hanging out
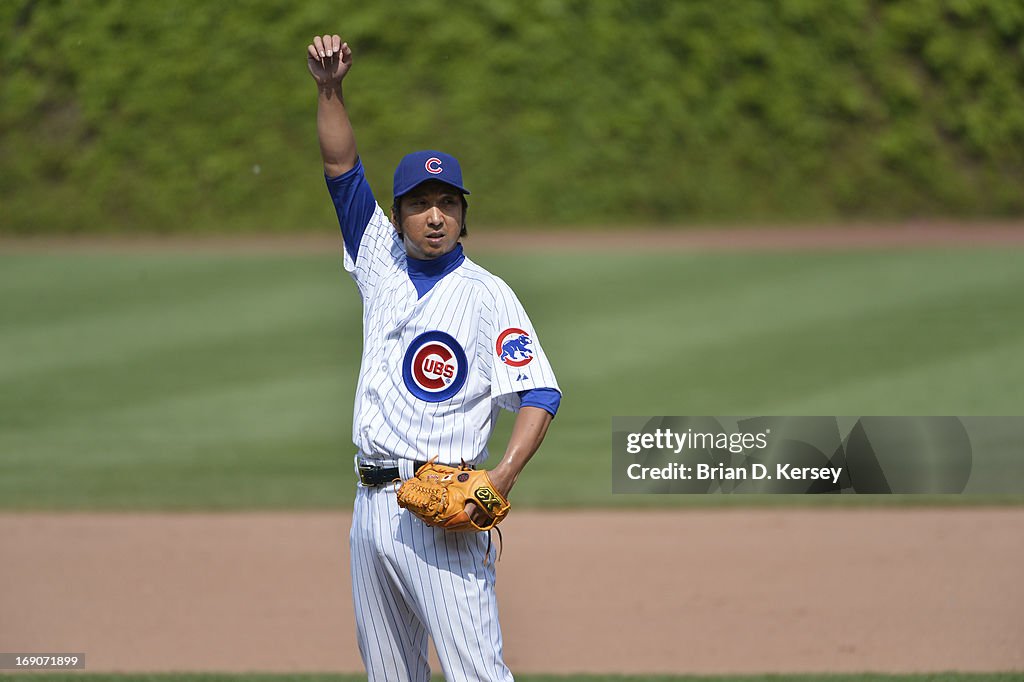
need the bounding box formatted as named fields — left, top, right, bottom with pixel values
left=358, top=462, right=380, bottom=486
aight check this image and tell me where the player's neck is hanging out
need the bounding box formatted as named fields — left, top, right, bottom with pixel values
left=406, top=243, right=464, bottom=275
left=406, top=243, right=465, bottom=299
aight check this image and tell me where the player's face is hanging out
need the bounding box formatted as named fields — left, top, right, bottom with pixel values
left=396, top=182, right=464, bottom=260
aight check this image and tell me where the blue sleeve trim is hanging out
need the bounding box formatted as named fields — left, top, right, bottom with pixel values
left=325, top=157, right=378, bottom=258
left=518, top=387, right=561, bottom=418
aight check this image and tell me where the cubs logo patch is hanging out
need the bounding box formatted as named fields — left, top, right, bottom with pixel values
left=425, top=157, right=443, bottom=174
left=403, top=331, right=468, bottom=402
left=496, top=327, right=533, bottom=368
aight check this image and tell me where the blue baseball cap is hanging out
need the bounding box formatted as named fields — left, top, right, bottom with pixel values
left=393, top=150, right=471, bottom=198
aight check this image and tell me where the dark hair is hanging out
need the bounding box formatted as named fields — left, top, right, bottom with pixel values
left=391, top=193, right=469, bottom=237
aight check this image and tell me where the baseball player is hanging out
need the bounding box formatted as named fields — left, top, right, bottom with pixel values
left=307, top=34, right=561, bottom=682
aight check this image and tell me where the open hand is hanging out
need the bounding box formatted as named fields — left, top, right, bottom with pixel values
left=307, top=34, right=352, bottom=86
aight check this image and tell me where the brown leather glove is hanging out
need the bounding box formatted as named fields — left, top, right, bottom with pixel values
left=396, top=459, right=510, bottom=531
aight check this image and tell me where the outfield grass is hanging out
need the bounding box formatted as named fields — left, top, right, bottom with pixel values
left=1, top=248, right=1022, bottom=510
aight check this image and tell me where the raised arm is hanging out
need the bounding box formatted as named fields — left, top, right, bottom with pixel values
left=307, top=34, right=356, bottom=177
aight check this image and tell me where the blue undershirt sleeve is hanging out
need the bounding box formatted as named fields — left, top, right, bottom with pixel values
left=518, top=387, right=562, bottom=418
left=325, top=157, right=378, bottom=258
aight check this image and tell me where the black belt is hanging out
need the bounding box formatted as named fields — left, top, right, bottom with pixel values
left=358, top=460, right=428, bottom=487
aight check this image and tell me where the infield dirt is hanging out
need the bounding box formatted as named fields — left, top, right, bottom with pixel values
left=1, top=508, right=1021, bottom=675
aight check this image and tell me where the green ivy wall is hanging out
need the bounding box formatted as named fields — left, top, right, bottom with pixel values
left=2, top=0, right=1023, bottom=233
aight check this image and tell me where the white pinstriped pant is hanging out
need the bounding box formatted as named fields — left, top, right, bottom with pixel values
left=350, top=485, right=514, bottom=681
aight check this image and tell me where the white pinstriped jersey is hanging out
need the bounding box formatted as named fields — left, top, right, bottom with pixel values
left=329, top=162, right=560, bottom=468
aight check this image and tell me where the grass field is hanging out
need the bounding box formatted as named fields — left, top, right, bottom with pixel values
left=2, top=247, right=1022, bottom=510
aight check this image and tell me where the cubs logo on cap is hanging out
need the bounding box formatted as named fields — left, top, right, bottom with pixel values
left=496, top=328, right=534, bottom=368
left=403, top=330, right=468, bottom=402
left=393, top=150, right=471, bottom=198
